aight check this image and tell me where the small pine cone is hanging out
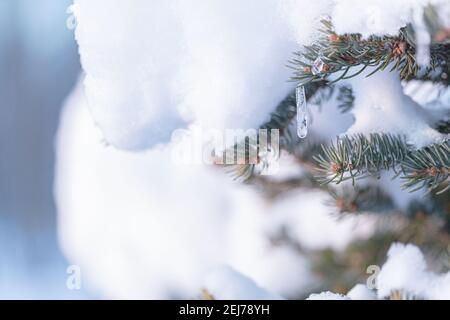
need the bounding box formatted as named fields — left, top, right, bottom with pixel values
left=392, top=41, right=407, bottom=56
left=427, top=167, right=440, bottom=177
left=330, top=162, right=342, bottom=174
left=328, top=34, right=340, bottom=42
left=335, top=198, right=345, bottom=211
left=303, top=66, right=312, bottom=73
left=410, top=170, right=419, bottom=177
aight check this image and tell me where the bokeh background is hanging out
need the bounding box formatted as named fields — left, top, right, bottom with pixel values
left=0, top=0, right=87, bottom=298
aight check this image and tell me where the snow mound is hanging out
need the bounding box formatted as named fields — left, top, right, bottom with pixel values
left=204, top=266, right=283, bottom=300
left=72, top=0, right=449, bottom=151
left=307, top=291, right=350, bottom=300
left=347, top=284, right=377, bottom=300
left=347, top=69, right=447, bottom=148
left=54, top=78, right=373, bottom=299
left=377, top=243, right=450, bottom=299
left=72, top=0, right=329, bottom=150
left=332, top=0, right=449, bottom=38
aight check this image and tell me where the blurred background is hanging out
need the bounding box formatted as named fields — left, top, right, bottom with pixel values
left=0, top=0, right=88, bottom=298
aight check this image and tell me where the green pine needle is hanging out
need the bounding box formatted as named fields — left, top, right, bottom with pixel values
left=316, top=133, right=450, bottom=194
left=290, top=19, right=450, bottom=86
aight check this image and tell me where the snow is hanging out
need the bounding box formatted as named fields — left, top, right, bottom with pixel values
left=377, top=172, right=425, bottom=211
left=54, top=78, right=375, bottom=299
left=73, top=1, right=186, bottom=150
left=264, top=191, right=374, bottom=251
left=347, top=69, right=447, bottom=148
left=332, top=0, right=443, bottom=38
left=305, top=243, right=450, bottom=300
left=377, top=243, right=450, bottom=299
left=347, top=284, right=377, bottom=300
left=71, top=0, right=450, bottom=152
left=204, top=266, right=283, bottom=300
left=404, top=81, right=447, bottom=107
left=377, top=243, right=429, bottom=298
left=412, top=4, right=431, bottom=68
left=307, top=291, right=350, bottom=300
left=404, top=80, right=450, bottom=115
left=72, top=0, right=330, bottom=151
left=55, top=0, right=450, bottom=300
left=279, top=0, right=333, bottom=45
left=309, top=88, right=354, bottom=140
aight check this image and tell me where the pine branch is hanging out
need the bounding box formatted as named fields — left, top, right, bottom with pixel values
left=401, top=142, right=450, bottom=194
left=435, top=120, right=450, bottom=134
left=290, top=19, right=450, bottom=86
left=308, top=84, right=354, bottom=113
left=308, top=85, right=334, bottom=108
left=314, top=133, right=410, bottom=185
left=424, top=5, right=450, bottom=44
left=315, top=133, right=450, bottom=194
left=222, top=81, right=326, bottom=181
left=336, top=85, right=354, bottom=113
left=328, top=186, right=395, bottom=215
left=221, top=135, right=258, bottom=181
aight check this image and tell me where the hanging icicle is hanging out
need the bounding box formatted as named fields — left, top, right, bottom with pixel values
left=296, top=84, right=308, bottom=139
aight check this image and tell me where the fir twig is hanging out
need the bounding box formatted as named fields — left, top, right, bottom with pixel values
left=290, top=19, right=450, bottom=86
left=223, top=81, right=326, bottom=181
left=328, top=186, right=395, bottom=215
left=314, top=133, right=410, bottom=185
left=401, top=142, right=450, bottom=194
left=316, top=133, right=450, bottom=194
left=336, top=85, right=354, bottom=113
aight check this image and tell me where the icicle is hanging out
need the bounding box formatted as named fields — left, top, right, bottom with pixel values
left=296, top=84, right=308, bottom=139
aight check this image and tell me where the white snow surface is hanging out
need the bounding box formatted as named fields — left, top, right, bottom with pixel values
left=71, top=0, right=450, bottom=151
left=305, top=243, right=450, bottom=300
left=346, top=284, right=377, bottom=300
left=204, top=266, right=283, bottom=300
left=59, top=0, right=450, bottom=300
left=347, top=69, right=447, bottom=148
left=54, top=79, right=374, bottom=299
left=72, top=0, right=333, bottom=150
left=377, top=243, right=450, bottom=299
left=307, top=291, right=350, bottom=300
left=332, top=0, right=449, bottom=38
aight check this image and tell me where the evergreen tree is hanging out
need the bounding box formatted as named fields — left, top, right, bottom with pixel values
left=218, top=4, right=450, bottom=299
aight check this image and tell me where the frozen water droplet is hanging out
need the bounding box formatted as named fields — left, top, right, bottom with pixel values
left=296, top=84, right=308, bottom=139
left=312, top=56, right=326, bottom=76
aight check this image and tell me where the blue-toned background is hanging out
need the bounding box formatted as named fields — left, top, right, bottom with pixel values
left=0, top=0, right=87, bottom=298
